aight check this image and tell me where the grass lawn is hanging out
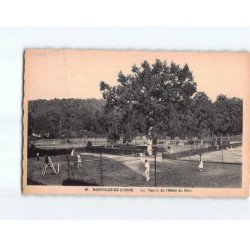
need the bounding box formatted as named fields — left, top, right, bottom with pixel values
left=27, top=154, right=242, bottom=188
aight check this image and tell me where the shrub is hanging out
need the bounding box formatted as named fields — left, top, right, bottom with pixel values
left=107, top=132, right=120, bottom=144
left=123, top=134, right=133, bottom=143
left=152, top=137, right=157, bottom=145
left=162, top=152, right=174, bottom=159
left=187, top=140, right=195, bottom=145
left=86, top=141, right=93, bottom=148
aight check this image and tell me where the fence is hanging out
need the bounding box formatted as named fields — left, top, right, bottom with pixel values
left=162, top=142, right=242, bottom=165
left=27, top=147, right=242, bottom=189
left=162, top=142, right=242, bottom=160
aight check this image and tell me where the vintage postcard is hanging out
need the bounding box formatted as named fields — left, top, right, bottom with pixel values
left=22, top=49, right=250, bottom=197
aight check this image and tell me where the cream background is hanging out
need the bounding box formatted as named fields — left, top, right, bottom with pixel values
left=27, top=50, right=248, bottom=101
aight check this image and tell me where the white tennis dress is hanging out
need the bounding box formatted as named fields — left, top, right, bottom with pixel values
left=77, top=154, right=82, bottom=168
left=145, top=161, right=150, bottom=181
left=199, top=159, right=203, bottom=171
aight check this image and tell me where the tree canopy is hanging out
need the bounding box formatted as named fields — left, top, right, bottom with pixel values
left=28, top=98, right=107, bottom=138
left=100, top=60, right=197, bottom=140
left=28, top=60, right=243, bottom=141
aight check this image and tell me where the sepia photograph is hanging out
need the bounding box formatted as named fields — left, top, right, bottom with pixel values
left=22, top=50, right=249, bottom=196
left=2, top=3, right=250, bottom=249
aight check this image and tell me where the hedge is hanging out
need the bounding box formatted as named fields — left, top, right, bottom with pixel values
left=28, top=146, right=86, bottom=158
left=28, top=142, right=241, bottom=159
left=28, top=144, right=147, bottom=158
left=84, top=145, right=146, bottom=155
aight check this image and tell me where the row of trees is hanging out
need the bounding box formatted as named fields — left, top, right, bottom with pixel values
left=28, top=98, right=106, bottom=138
left=28, top=60, right=243, bottom=141
left=28, top=95, right=242, bottom=141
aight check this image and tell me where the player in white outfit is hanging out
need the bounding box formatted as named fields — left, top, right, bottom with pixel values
left=144, top=159, right=150, bottom=181
left=198, top=152, right=203, bottom=172
left=77, top=153, right=82, bottom=168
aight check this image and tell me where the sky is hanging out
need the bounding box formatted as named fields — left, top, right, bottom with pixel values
left=25, top=50, right=250, bottom=102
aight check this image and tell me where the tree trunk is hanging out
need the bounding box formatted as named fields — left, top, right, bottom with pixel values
left=147, top=126, right=154, bottom=156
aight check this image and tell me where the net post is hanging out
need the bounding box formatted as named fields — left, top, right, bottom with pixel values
left=100, top=151, right=103, bottom=186
left=153, top=147, right=157, bottom=187
left=67, top=149, right=70, bottom=179
left=222, top=149, right=224, bottom=164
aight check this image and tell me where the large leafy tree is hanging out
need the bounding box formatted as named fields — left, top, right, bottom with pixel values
left=100, top=59, right=197, bottom=141
left=190, top=92, right=214, bottom=138
left=214, top=95, right=243, bottom=135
